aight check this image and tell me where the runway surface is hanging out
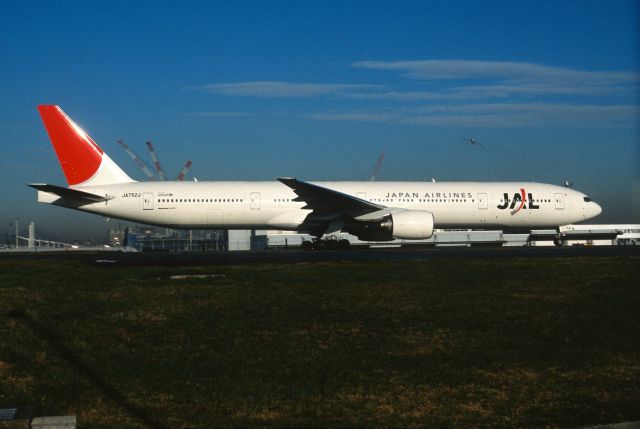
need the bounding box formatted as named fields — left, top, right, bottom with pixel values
left=2, top=245, right=638, bottom=266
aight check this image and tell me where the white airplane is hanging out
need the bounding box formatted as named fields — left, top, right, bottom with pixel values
left=30, top=105, right=602, bottom=244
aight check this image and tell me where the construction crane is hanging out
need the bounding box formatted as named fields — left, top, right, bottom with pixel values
left=176, top=160, right=192, bottom=181
left=146, top=141, right=166, bottom=181
left=116, top=140, right=155, bottom=180
left=369, top=152, right=385, bottom=181
left=118, top=140, right=193, bottom=181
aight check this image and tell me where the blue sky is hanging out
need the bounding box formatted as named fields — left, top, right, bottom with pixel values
left=1, top=1, right=638, bottom=242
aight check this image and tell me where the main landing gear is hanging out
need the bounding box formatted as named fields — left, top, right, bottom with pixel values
left=301, top=235, right=351, bottom=250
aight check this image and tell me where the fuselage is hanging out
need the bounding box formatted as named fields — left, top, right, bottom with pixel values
left=47, top=180, right=602, bottom=233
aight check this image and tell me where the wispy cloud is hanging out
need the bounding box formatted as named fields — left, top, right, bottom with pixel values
left=196, top=60, right=639, bottom=128
left=309, top=103, right=640, bottom=128
left=405, top=103, right=638, bottom=128
left=346, top=83, right=623, bottom=101
left=198, top=61, right=638, bottom=101
left=200, top=81, right=380, bottom=98
left=189, top=111, right=249, bottom=118
left=352, top=60, right=639, bottom=84
left=351, top=60, right=639, bottom=99
left=306, top=112, right=397, bottom=123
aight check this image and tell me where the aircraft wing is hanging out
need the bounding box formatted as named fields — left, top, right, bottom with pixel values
left=28, top=184, right=112, bottom=203
left=277, top=177, right=385, bottom=218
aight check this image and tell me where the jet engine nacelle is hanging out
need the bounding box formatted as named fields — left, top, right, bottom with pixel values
left=345, top=210, right=434, bottom=241
left=389, top=210, right=434, bottom=239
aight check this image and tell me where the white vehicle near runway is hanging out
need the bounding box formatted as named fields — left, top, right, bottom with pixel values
left=31, top=105, right=602, bottom=245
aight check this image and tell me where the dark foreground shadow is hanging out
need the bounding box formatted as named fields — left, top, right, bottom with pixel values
left=6, top=308, right=169, bottom=429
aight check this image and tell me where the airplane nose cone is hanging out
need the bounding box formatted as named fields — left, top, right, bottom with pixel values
left=582, top=199, right=602, bottom=221
left=593, top=202, right=602, bottom=217
left=586, top=201, right=602, bottom=220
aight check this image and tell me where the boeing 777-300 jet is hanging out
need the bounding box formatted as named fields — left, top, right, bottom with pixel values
left=30, top=105, right=602, bottom=245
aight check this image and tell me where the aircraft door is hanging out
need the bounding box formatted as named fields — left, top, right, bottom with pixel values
left=555, top=193, right=564, bottom=210
left=250, top=192, right=260, bottom=210
left=478, top=193, right=488, bottom=209
left=143, top=192, right=154, bottom=210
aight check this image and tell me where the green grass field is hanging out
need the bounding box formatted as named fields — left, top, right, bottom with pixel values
left=1, top=255, right=639, bottom=428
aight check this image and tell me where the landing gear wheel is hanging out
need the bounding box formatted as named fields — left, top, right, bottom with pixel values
left=553, top=236, right=565, bottom=247
left=338, top=239, right=351, bottom=249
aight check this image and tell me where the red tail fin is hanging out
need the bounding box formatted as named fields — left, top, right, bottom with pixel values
left=38, top=105, right=133, bottom=186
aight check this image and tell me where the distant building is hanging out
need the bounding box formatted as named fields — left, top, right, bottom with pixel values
left=113, top=226, right=226, bottom=251
left=106, top=224, right=639, bottom=252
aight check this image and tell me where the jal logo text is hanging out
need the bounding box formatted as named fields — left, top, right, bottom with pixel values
left=497, top=188, right=539, bottom=215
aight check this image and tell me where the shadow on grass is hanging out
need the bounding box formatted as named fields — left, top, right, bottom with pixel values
left=6, top=308, right=169, bottom=429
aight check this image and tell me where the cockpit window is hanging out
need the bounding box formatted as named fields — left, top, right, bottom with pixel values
left=583, top=196, right=592, bottom=202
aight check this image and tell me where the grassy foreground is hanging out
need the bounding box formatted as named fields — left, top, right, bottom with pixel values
left=1, top=256, right=639, bottom=428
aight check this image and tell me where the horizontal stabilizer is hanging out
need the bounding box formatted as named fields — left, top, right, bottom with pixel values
left=28, top=183, right=111, bottom=203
